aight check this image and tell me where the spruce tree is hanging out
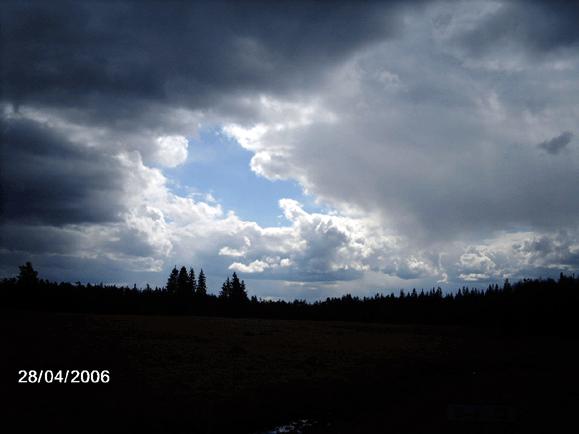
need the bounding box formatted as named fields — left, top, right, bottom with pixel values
left=166, top=266, right=179, bottom=294
left=177, top=266, right=190, bottom=296
left=220, top=277, right=231, bottom=299
left=196, top=269, right=207, bottom=297
left=230, top=272, right=248, bottom=303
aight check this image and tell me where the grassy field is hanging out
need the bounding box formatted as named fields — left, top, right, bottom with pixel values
left=5, top=310, right=578, bottom=433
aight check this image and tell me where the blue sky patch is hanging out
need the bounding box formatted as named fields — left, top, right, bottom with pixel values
left=165, top=127, right=316, bottom=227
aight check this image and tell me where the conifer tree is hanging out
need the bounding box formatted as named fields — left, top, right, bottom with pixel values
left=220, top=277, right=231, bottom=299
left=196, top=269, right=207, bottom=297
left=177, top=266, right=190, bottom=295
left=18, top=262, right=38, bottom=287
left=166, top=266, right=179, bottom=294
left=230, top=272, right=248, bottom=303
left=503, top=278, right=512, bottom=292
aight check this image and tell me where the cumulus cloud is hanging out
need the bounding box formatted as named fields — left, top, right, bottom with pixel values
left=451, top=229, right=579, bottom=283
left=152, top=136, right=189, bottom=167
left=229, top=260, right=272, bottom=274
left=217, top=199, right=442, bottom=284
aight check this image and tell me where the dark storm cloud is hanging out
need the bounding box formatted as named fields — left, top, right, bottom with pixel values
left=538, top=131, right=573, bottom=155
left=0, top=223, right=84, bottom=255
left=0, top=0, right=407, bottom=122
left=457, top=1, right=579, bottom=56
left=0, top=117, right=127, bottom=225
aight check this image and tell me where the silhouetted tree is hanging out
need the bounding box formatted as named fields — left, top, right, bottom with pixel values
left=220, top=277, right=232, bottom=299
left=18, top=262, right=38, bottom=287
left=196, top=269, right=207, bottom=297
left=230, top=272, right=248, bottom=303
left=166, top=266, right=179, bottom=294
left=177, top=266, right=190, bottom=296
left=503, top=278, right=512, bottom=292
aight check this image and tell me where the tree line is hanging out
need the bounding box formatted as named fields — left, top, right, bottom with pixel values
left=164, top=265, right=248, bottom=302
left=3, top=262, right=578, bottom=335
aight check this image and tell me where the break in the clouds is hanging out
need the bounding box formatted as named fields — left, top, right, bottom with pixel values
left=1, top=1, right=579, bottom=299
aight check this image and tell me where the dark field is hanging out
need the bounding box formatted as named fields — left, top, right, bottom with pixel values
left=5, top=311, right=578, bottom=433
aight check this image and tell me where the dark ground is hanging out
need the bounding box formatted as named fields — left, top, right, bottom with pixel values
left=4, top=310, right=578, bottom=433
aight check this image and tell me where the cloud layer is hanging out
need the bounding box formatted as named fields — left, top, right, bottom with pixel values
left=1, top=1, right=578, bottom=298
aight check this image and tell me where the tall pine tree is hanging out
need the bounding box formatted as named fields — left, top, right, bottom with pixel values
left=177, top=266, right=190, bottom=296
left=166, top=266, right=179, bottom=294
left=230, top=272, right=248, bottom=303
left=219, top=277, right=231, bottom=299
left=196, top=269, right=207, bottom=297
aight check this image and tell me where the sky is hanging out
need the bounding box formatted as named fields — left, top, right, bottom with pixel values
left=1, top=0, right=578, bottom=300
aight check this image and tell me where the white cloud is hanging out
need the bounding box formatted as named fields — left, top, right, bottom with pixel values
left=152, top=135, right=189, bottom=167
left=229, top=260, right=269, bottom=273
left=453, top=229, right=579, bottom=283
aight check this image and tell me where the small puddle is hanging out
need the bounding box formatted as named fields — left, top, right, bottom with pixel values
left=257, top=418, right=317, bottom=434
